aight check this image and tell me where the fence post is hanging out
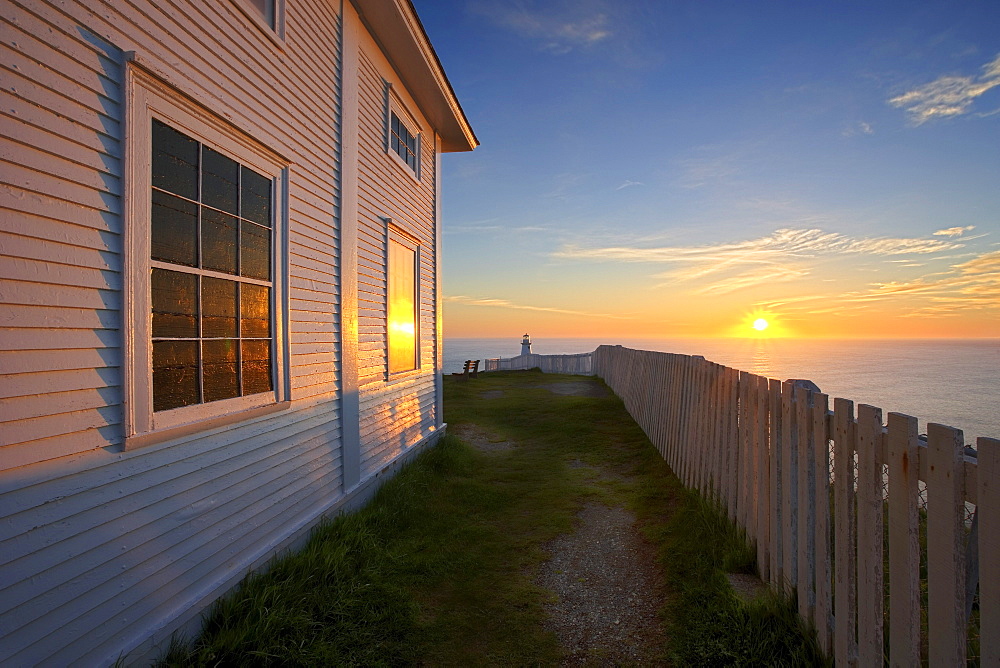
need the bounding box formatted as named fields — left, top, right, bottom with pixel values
left=813, top=392, right=833, bottom=655
left=738, top=371, right=751, bottom=533
left=796, top=385, right=816, bottom=621
left=769, top=378, right=783, bottom=588
left=856, top=404, right=884, bottom=666
left=886, top=412, right=920, bottom=667
left=695, top=359, right=709, bottom=494
left=926, top=423, right=967, bottom=666
left=727, top=367, right=739, bottom=522
left=756, top=374, right=770, bottom=582
left=782, top=382, right=798, bottom=594
left=980, top=437, right=1000, bottom=665
left=834, top=397, right=858, bottom=666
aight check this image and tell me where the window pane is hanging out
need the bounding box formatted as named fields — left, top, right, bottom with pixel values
left=153, top=340, right=200, bottom=411
left=241, top=283, right=271, bottom=338
left=203, top=339, right=240, bottom=402
left=241, top=166, right=272, bottom=227
left=151, top=190, right=197, bottom=267
left=247, top=0, right=275, bottom=27
left=152, top=119, right=198, bottom=199
left=241, top=220, right=271, bottom=280
left=202, top=147, right=239, bottom=214
left=202, top=208, right=238, bottom=275
left=202, top=276, right=238, bottom=338
left=242, top=339, right=273, bottom=395
left=152, top=268, right=198, bottom=337
left=388, top=239, right=417, bottom=373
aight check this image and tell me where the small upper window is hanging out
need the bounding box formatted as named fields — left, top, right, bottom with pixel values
left=233, top=0, right=283, bottom=37
left=246, top=0, right=275, bottom=28
left=390, top=112, right=419, bottom=173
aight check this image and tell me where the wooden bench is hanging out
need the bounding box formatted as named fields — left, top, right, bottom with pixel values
left=452, top=359, right=479, bottom=380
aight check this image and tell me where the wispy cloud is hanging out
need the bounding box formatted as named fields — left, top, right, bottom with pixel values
left=445, top=295, right=633, bottom=319
left=675, top=153, right=741, bottom=189
left=934, top=225, right=976, bottom=237
left=690, top=266, right=809, bottom=295
left=545, top=172, right=587, bottom=200
left=445, top=222, right=551, bottom=235
left=553, top=228, right=966, bottom=295
left=888, top=53, right=1000, bottom=125
left=470, top=1, right=613, bottom=55
left=555, top=228, right=963, bottom=263
left=842, top=121, right=875, bottom=137
left=616, top=179, right=644, bottom=190
left=767, top=250, right=1000, bottom=319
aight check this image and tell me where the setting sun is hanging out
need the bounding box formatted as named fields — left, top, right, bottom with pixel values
left=727, top=310, right=790, bottom=338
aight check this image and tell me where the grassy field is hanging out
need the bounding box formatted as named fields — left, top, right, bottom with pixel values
left=161, top=371, right=826, bottom=666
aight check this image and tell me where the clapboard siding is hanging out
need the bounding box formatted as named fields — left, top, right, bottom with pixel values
left=1, top=0, right=124, bottom=466
left=0, top=365, right=117, bottom=399
left=1, top=421, right=337, bottom=607
left=0, top=0, right=467, bottom=661
left=0, top=230, right=117, bottom=270
left=353, top=40, right=439, bottom=474
left=0, top=0, right=353, bottom=662
left=0, top=401, right=345, bottom=664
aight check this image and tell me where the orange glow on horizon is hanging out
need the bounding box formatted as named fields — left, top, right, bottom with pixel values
left=443, top=299, right=999, bottom=340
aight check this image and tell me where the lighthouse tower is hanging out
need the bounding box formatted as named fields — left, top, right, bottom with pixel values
left=520, top=333, right=531, bottom=356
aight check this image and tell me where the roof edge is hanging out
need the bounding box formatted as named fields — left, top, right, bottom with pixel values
left=353, top=0, right=479, bottom=153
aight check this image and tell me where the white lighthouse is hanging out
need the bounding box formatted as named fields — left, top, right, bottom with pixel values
left=520, top=333, right=531, bottom=356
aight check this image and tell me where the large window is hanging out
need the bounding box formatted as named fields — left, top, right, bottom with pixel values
left=150, top=119, right=274, bottom=412
left=125, top=66, right=287, bottom=443
left=387, top=230, right=419, bottom=375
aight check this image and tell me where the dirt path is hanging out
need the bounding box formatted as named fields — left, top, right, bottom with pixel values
left=535, top=503, right=667, bottom=665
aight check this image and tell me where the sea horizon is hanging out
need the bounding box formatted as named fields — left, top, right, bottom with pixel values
left=443, top=336, right=999, bottom=445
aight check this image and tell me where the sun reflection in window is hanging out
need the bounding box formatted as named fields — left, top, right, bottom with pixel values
left=388, top=238, right=417, bottom=373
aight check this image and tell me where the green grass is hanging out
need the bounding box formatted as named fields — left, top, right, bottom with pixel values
left=161, top=370, right=825, bottom=666
left=659, top=490, right=829, bottom=666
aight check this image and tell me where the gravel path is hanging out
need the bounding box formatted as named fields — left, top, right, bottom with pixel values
left=536, top=503, right=667, bottom=665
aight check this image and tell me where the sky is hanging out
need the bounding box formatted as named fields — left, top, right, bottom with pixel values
left=414, top=0, right=1000, bottom=339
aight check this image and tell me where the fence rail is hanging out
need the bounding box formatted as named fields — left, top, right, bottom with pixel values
left=592, top=345, right=998, bottom=666
left=484, top=352, right=593, bottom=375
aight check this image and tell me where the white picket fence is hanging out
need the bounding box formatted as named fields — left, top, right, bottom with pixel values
left=484, top=352, right=593, bottom=375
left=592, top=345, right=998, bottom=666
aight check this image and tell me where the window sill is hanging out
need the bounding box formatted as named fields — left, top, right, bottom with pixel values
left=386, top=366, right=423, bottom=383
left=386, top=148, right=421, bottom=183
left=124, top=400, right=291, bottom=452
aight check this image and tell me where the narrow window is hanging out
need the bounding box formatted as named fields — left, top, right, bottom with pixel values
left=387, top=237, right=418, bottom=374
left=150, top=119, right=274, bottom=412
left=240, top=0, right=276, bottom=29
left=390, top=112, right=419, bottom=173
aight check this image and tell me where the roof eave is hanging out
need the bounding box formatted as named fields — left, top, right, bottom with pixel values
left=352, top=0, right=479, bottom=153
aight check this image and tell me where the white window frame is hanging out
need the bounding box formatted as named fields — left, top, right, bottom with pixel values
left=124, top=64, right=289, bottom=447
left=232, top=0, right=287, bottom=43
left=382, top=80, right=422, bottom=181
left=385, top=221, right=421, bottom=378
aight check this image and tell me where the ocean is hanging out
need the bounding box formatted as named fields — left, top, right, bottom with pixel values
left=443, top=337, right=999, bottom=444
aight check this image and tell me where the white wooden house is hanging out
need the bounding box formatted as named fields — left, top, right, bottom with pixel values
left=0, top=0, right=477, bottom=663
